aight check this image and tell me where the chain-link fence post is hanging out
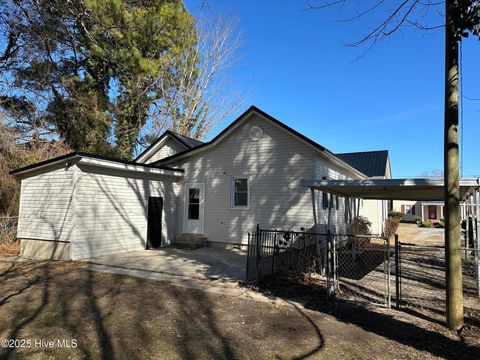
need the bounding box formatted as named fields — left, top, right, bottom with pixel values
left=386, top=235, right=391, bottom=308
left=326, top=230, right=336, bottom=296
left=395, top=234, right=401, bottom=309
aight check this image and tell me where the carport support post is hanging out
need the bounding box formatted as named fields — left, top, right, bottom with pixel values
left=476, top=189, right=480, bottom=297
left=444, top=0, right=463, bottom=330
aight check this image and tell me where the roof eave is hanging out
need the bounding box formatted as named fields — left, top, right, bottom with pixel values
left=11, top=152, right=184, bottom=177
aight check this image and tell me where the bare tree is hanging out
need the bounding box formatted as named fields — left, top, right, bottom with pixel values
left=142, top=13, right=244, bottom=148
left=0, top=117, right=70, bottom=216
left=308, top=0, right=480, bottom=330
left=420, top=169, right=444, bottom=178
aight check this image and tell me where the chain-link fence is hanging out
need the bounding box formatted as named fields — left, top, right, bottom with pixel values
left=396, top=243, right=480, bottom=315
left=0, top=216, right=18, bottom=243
left=246, top=226, right=480, bottom=316
left=462, top=248, right=480, bottom=313
left=396, top=244, right=446, bottom=312
left=330, top=234, right=392, bottom=306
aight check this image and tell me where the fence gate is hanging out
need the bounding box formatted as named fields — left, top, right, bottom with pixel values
left=395, top=237, right=480, bottom=316
left=246, top=225, right=323, bottom=281
left=328, top=234, right=393, bottom=307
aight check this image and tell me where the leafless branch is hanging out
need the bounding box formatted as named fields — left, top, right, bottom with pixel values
left=140, top=13, right=245, bottom=148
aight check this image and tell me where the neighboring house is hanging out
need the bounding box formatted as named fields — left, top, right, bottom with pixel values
left=393, top=200, right=444, bottom=222
left=11, top=106, right=391, bottom=260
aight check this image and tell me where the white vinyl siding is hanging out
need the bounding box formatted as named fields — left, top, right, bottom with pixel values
left=71, top=165, right=179, bottom=259
left=314, top=160, right=348, bottom=234
left=359, top=200, right=385, bottom=235
left=171, top=113, right=359, bottom=245
left=145, top=138, right=188, bottom=164
left=17, top=164, right=75, bottom=243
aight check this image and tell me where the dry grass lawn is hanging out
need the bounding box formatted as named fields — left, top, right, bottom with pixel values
left=1, top=260, right=479, bottom=360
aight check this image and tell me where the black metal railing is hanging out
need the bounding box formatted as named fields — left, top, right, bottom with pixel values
left=246, top=225, right=326, bottom=281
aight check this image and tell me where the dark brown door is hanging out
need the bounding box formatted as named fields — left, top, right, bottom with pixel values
left=147, top=197, right=163, bottom=249
left=428, top=205, right=437, bottom=220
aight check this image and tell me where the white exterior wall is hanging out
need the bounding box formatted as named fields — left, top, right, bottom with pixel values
left=145, top=138, right=187, bottom=164
left=72, top=165, right=179, bottom=259
left=17, top=163, right=75, bottom=243
left=359, top=200, right=385, bottom=235
left=314, top=160, right=348, bottom=234
left=171, top=113, right=360, bottom=244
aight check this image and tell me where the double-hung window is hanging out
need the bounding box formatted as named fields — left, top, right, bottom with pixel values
left=231, top=177, right=249, bottom=208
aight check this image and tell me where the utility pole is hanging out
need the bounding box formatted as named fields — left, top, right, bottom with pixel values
left=444, top=0, right=463, bottom=331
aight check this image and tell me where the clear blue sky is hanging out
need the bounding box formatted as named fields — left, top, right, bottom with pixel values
left=185, top=0, right=480, bottom=178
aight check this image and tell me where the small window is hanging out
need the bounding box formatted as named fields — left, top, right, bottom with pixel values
left=188, top=188, right=200, bottom=219
left=405, top=205, right=412, bottom=215
left=232, top=178, right=249, bottom=208
left=322, top=192, right=329, bottom=210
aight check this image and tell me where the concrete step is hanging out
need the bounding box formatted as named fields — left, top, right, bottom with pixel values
left=172, top=233, right=207, bottom=249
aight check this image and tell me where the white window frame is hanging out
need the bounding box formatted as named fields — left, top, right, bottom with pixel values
left=230, top=177, right=250, bottom=209
left=405, top=205, right=412, bottom=215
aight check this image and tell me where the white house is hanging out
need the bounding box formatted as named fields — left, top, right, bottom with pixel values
left=12, top=106, right=391, bottom=260
left=393, top=200, right=444, bottom=222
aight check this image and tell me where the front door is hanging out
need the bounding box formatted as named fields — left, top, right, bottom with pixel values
left=147, top=197, right=163, bottom=249
left=428, top=205, right=437, bottom=220
left=184, top=183, right=204, bottom=234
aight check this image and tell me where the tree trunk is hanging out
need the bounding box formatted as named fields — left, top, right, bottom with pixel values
left=444, top=0, right=463, bottom=331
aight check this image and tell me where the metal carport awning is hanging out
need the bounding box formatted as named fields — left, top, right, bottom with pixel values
left=302, top=178, right=480, bottom=201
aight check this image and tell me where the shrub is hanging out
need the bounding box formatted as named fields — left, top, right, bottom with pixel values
left=385, top=216, right=401, bottom=236
left=349, top=216, right=372, bottom=236
left=388, top=211, right=404, bottom=219
left=419, top=221, right=433, bottom=228
left=415, top=216, right=422, bottom=224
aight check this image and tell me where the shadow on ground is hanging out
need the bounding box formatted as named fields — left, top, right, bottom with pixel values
left=0, top=261, right=324, bottom=360
left=245, top=275, right=480, bottom=360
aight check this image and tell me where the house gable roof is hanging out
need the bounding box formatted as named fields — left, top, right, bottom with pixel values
left=135, top=130, right=203, bottom=163
left=10, top=151, right=184, bottom=177
left=152, top=105, right=368, bottom=178
left=336, top=150, right=389, bottom=177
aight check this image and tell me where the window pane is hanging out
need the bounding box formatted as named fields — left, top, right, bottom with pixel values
left=235, top=179, right=248, bottom=192
left=188, top=204, right=199, bottom=219
left=189, top=188, right=200, bottom=204
left=322, top=192, right=329, bottom=209
left=235, top=193, right=248, bottom=207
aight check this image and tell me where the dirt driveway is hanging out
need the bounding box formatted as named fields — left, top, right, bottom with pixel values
left=1, top=260, right=479, bottom=360
left=396, top=223, right=445, bottom=246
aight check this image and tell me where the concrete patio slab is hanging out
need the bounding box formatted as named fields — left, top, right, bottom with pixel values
left=85, top=247, right=247, bottom=283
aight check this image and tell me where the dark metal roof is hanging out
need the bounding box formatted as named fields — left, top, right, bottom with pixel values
left=168, top=131, right=204, bottom=149
left=336, top=150, right=389, bottom=177
left=134, top=130, right=204, bottom=162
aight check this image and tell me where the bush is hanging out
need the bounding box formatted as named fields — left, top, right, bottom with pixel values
left=385, top=216, right=401, bottom=236
left=419, top=221, right=433, bottom=228
left=349, top=216, right=372, bottom=235
left=415, top=216, right=422, bottom=224
left=388, top=211, right=404, bottom=219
